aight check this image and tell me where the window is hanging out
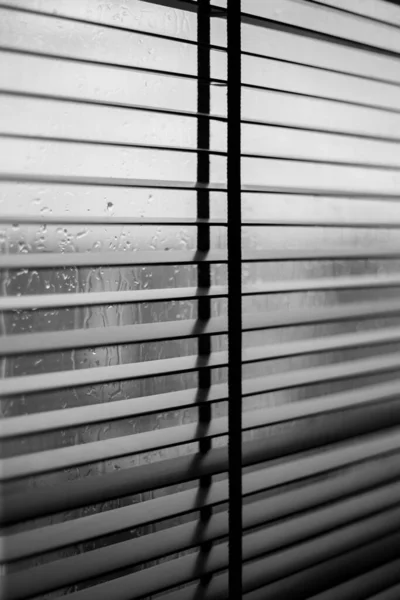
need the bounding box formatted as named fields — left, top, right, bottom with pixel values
left=1, top=1, right=400, bottom=598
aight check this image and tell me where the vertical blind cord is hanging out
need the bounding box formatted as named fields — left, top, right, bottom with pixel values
left=227, top=0, right=243, bottom=596
left=197, top=0, right=213, bottom=591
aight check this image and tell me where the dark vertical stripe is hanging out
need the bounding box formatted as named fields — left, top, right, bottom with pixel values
left=197, top=0, right=213, bottom=590
left=227, top=0, right=243, bottom=597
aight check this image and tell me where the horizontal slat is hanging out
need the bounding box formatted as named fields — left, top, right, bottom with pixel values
left=44, top=505, right=400, bottom=600
left=0, top=285, right=206, bottom=312
left=241, top=183, right=400, bottom=197
left=307, top=557, right=400, bottom=600
left=2, top=214, right=400, bottom=230
left=4, top=443, right=400, bottom=566
left=0, top=46, right=220, bottom=84
left=0, top=214, right=227, bottom=226
left=3, top=299, right=400, bottom=355
left=0, top=89, right=228, bottom=122
left=368, top=583, right=400, bottom=600
left=148, top=0, right=400, bottom=60
left=0, top=354, right=216, bottom=397
left=2, top=413, right=400, bottom=527
left=0, top=249, right=225, bottom=269
left=255, top=215, right=400, bottom=228
left=0, top=2, right=201, bottom=44
left=3, top=0, right=400, bottom=62
left=241, top=78, right=400, bottom=116
left=244, top=352, right=400, bottom=399
left=243, top=533, right=400, bottom=600
left=3, top=132, right=400, bottom=173
left=0, top=386, right=223, bottom=439
left=160, top=509, right=400, bottom=600
left=3, top=372, right=400, bottom=479
left=2, top=328, right=400, bottom=438
left=3, top=0, right=400, bottom=91
left=1, top=274, right=400, bottom=312
left=3, top=245, right=400, bottom=269
left=239, top=512, right=400, bottom=598
left=0, top=286, right=215, bottom=312
left=0, top=174, right=227, bottom=190
left=242, top=114, right=400, bottom=145
left=0, top=317, right=226, bottom=355
left=308, top=0, right=400, bottom=29
left=242, top=152, right=400, bottom=170
left=3, top=45, right=400, bottom=117
left=246, top=274, right=400, bottom=290
left=3, top=133, right=400, bottom=172
left=3, top=481, right=400, bottom=600
left=238, top=9, right=400, bottom=60
left=3, top=7, right=400, bottom=116
left=5, top=89, right=400, bottom=146
left=2, top=333, right=400, bottom=399
left=242, top=45, right=400, bottom=89
left=2, top=173, right=400, bottom=199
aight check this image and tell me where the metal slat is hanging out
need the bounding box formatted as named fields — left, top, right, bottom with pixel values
left=0, top=249, right=225, bottom=270
left=240, top=47, right=400, bottom=90
left=4, top=132, right=400, bottom=172
left=243, top=533, right=400, bottom=600
left=241, top=152, right=400, bottom=171
left=243, top=218, right=400, bottom=229
left=307, top=557, right=400, bottom=600
left=2, top=337, right=400, bottom=399
left=3, top=214, right=400, bottom=230
left=241, top=183, right=400, bottom=198
left=0, top=174, right=228, bottom=191
left=241, top=115, right=400, bottom=145
left=0, top=354, right=219, bottom=397
left=368, top=583, right=400, bottom=600
left=5, top=88, right=400, bottom=145
left=3, top=336, right=400, bottom=439
left=162, top=509, right=400, bottom=600
left=0, top=88, right=227, bottom=123
left=0, top=214, right=227, bottom=226
left=39, top=506, right=400, bottom=600
left=0, top=385, right=227, bottom=439
left=0, top=46, right=219, bottom=85
left=0, top=89, right=229, bottom=122
left=0, top=3, right=201, bottom=45
left=3, top=299, right=400, bottom=356
left=4, top=1, right=400, bottom=90
left=2, top=324, right=400, bottom=437
left=3, top=480, right=400, bottom=600
left=2, top=173, right=400, bottom=200
left=4, top=445, right=400, bottom=567
left=3, top=416, right=400, bottom=527
left=237, top=9, right=400, bottom=60
left=0, top=317, right=228, bottom=355
left=2, top=246, right=400, bottom=270
left=303, top=0, right=400, bottom=31
left=1, top=274, right=400, bottom=312
left=144, top=0, right=400, bottom=61
left=240, top=511, right=400, bottom=597
left=244, top=352, right=400, bottom=399
left=241, top=78, right=400, bottom=116
left=3, top=373, right=400, bottom=480
left=0, top=286, right=225, bottom=311
left=5, top=45, right=400, bottom=117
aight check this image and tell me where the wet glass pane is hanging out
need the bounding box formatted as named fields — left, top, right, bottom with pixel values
left=1, top=1, right=400, bottom=597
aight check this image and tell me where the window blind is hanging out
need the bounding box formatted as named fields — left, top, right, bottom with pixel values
left=1, top=1, right=400, bottom=599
